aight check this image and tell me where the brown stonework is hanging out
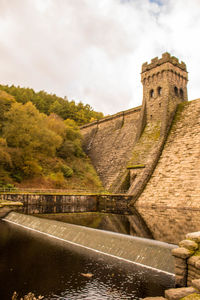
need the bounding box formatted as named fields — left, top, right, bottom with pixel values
left=141, top=52, right=188, bottom=125
left=165, top=287, right=197, bottom=300
left=80, top=52, right=200, bottom=205
left=171, top=232, right=200, bottom=288
left=136, top=99, right=200, bottom=208
left=81, top=107, right=141, bottom=192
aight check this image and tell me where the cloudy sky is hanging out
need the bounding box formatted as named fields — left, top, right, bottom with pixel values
left=0, top=0, right=200, bottom=115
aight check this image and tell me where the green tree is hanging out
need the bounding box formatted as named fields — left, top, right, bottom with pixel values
left=0, top=84, right=104, bottom=125
left=3, top=102, right=62, bottom=157
left=0, top=90, right=16, bottom=133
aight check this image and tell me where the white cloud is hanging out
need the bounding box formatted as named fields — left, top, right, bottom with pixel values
left=0, top=0, right=199, bottom=115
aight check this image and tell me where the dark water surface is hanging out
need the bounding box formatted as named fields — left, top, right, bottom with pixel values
left=0, top=220, right=174, bottom=300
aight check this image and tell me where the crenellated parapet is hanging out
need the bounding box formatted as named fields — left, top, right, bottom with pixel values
left=140, top=52, right=188, bottom=125
left=142, top=52, right=187, bottom=73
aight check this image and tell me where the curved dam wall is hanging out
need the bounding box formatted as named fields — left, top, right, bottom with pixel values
left=81, top=107, right=141, bottom=192
left=4, top=212, right=176, bottom=275
left=136, top=99, right=200, bottom=208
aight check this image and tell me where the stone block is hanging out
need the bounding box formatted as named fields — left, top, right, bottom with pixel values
left=192, top=279, right=200, bottom=291
left=175, top=274, right=188, bottom=287
left=189, top=267, right=200, bottom=276
left=175, top=265, right=187, bottom=276
left=179, top=240, right=199, bottom=251
left=174, top=257, right=187, bottom=268
left=188, top=256, right=200, bottom=267
left=172, top=247, right=194, bottom=259
left=195, top=261, right=200, bottom=270
left=175, top=275, right=187, bottom=287
left=165, top=287, right=197, bottom=300
left=186, top=232, right=200, bottom=243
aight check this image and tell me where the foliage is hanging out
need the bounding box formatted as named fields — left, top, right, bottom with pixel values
left=0, top=84, right=104, bottom=125
left=0, top=90, right=16, bottom=133
left=0, top=90, right=103, bottom=191
left=3, top=102, right=62, bottom=156
left=61, top=164, right=73, bottom=178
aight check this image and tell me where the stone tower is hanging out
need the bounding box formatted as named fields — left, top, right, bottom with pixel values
left=140, top=52, right=188, bottom=124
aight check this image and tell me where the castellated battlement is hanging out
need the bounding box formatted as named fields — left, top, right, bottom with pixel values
left=140, top=52, right=188, bottom=123
left=142, top=52, right=187, bottom=73
left=80, top=52, right=200, bottom=203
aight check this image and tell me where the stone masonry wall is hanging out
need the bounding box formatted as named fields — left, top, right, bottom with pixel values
left=172, top=231, right=200, bottom=287
left=81, top=53, right=190, bottom=197
left=81, top=107, right=141, bottom=191
left=0, top=193, right=132, bottom=214
left=136, top=99, right=200, bottom=208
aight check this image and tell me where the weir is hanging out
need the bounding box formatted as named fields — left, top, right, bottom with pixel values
left=4, top=212, right=176, bottom=275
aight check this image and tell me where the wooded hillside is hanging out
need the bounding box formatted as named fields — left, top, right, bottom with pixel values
left=0, top=86, right=103, bottom=191
left=0, top=84, right=103, bottom=125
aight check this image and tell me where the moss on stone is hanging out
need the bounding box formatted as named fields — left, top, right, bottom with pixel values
left=127, top=164, right=145, bottom=169
left=181, top=293, right=200, bottom=300
left=172, top=102, right=189, bottom=125
left=120, top=172, right=130, bottom=192
left=194, top=249, right=200, bottom=256
left=0, top=200, right=23, bottom=208
left=128, top=121, right=161, bottom=167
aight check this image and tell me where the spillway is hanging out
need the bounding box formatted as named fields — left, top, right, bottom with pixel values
left=3, top=212, right=176, bottom=275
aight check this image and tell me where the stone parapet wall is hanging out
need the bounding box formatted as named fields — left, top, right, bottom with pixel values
left=144, top=232, right=200, bottom=300
left=81, top=106, right=141, bottom=130
left=172, top=232, right=200, bottom=287
left=141, top=52, right=187, bottom=73
left=0, top=193, right=132, bottom=214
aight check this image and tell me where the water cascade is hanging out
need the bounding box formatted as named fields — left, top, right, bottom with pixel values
left=4, top=212, right=176, bottom=275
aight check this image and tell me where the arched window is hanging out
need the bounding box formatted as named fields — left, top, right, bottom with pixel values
left=180, top=88, right=184, bottom=99
left=150, top=89, right=154, bottom=98
left=174, top=86, right=178, bottom=96
left=157, top=86, right=162, bottom=96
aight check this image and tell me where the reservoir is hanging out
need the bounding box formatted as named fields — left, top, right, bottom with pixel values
left=2, top=194, right=198, bottom=300
left=0, top=218, right=174, bottom=300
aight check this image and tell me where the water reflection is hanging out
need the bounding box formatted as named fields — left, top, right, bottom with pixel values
left=26, top=205, right=200, bottom=245
left=136, top=207, right=200, bottom=244
left=0, top=220, right=173, bottom=300
left=10, top=191, right=200, bottom=245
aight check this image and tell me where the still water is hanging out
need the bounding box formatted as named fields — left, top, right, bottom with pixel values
left=0, top=220, right=174, bottom=300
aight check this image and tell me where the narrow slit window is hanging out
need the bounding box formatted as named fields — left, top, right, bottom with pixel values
left=180, top=88, right=184, bottom=98
left=150, top=89, right=154, bottom=98
left=174, top=86, right=178, bottom=96
left=157, top=87, right=162, bottom=96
